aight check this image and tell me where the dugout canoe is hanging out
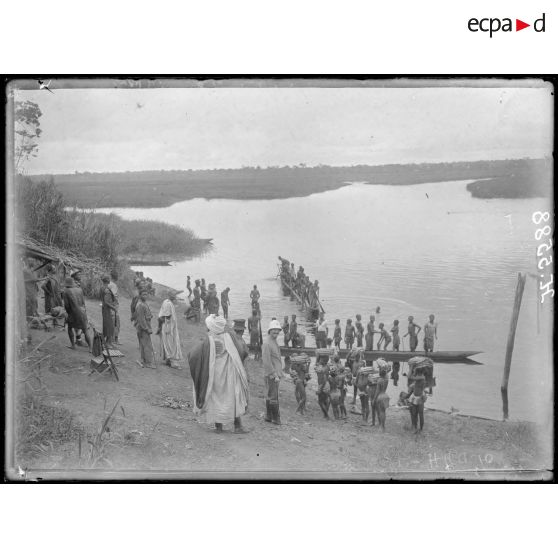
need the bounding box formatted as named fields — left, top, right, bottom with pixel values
left=279, top=275, right=324, bottom=315
left=279, top=346, right=482, bottom=364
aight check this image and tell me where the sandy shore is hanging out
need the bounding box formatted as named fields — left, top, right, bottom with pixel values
left=10, top=288, right=552, bottom=480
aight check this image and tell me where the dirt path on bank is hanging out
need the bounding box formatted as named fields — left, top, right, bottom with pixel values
left=12, top=290, right=551, bottom=480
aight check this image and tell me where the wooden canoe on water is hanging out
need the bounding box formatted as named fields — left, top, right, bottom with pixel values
left=279, top=276, right=324, bottom=315
left=279, top=346, right=482, bottom=364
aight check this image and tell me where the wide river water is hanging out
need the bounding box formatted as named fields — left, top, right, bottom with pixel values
left=100, top=181, right=553, bottom=423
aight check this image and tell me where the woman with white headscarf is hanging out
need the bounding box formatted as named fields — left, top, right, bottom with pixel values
left=157, top=291, right=183, bottom=369
left=188, top=314, right=250, bottom=433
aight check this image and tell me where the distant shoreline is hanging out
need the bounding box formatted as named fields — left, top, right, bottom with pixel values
left=31, top=158, right=552, bottom=208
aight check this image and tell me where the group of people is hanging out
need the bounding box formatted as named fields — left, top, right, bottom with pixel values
left=23, top=258, right=101, bottom=351
left=278, top=257, right=322, bottom=311
left=261, top=319, right=435, bottom=433
left=130, top=277, right=184, bottom=369
left=23, top=256, right=436, bottom=436
left=313, top=312, right=439, bottom=353
left=184, top=276, right=231, bottom=322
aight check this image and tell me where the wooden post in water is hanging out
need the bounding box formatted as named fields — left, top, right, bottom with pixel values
left=501, top=272, right=526, bottom=420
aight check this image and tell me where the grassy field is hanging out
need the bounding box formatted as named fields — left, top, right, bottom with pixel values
left=31, top=158, right=552, bottom=208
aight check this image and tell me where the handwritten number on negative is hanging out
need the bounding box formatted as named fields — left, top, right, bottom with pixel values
left=535, top=225, right=551, bottom=241
left=540, top=274, right=554, bottom=303
left=532, top=211, right=550, bottom=225
left=537, top=239, right=553, bottom=257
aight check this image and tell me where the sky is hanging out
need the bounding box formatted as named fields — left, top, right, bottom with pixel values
left=12, top=81, right=554, bottom=174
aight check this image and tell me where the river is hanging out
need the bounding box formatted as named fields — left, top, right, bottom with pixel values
left=99, top=180, right=553, bottom=423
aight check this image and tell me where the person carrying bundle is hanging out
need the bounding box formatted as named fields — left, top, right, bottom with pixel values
left=290, top=354, right=311, bottom=414
left=407, top=356, right=435, bottom=394
left=328, top=356, right=348, bottom=419
left=408, top=372, right=427, bottom=432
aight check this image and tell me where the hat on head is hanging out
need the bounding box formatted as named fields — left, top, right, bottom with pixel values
left=268, top=319, right=282, bottom=333
left=206, top=314, right=226, bottom=335
left=233, top=318, right=246, bottom=332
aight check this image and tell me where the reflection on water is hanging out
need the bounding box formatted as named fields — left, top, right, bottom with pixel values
left=99, top=181, right=553, bottom=423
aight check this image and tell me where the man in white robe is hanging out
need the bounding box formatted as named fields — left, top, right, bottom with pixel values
left=157, top=292, right=183, bottom=369
left=188, top=314, right=250, bottom=433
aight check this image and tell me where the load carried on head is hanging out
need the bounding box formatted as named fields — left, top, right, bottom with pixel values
left=407, top=356, right=435, bottom=390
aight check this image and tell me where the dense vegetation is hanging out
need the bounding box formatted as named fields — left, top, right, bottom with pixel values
left=17, top=176, right=206, bottom=286
left=30, top=158, right=552, bottom=208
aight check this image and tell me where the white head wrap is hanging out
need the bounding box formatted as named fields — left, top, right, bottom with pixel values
left=205, top=314, right=226, bottom=335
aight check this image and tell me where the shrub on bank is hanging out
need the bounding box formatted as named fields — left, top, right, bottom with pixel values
left=119, top=219, right=201, bottom=256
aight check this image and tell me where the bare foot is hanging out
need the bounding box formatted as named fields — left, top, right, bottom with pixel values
left=67, top=345, right=76, bottom=350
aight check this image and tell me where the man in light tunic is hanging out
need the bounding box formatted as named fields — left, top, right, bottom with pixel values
left=158, top=292, right=183, bottom=369
left=261, top=319, right=284, bottom=425
left=188, top=314, right=250, bottom=433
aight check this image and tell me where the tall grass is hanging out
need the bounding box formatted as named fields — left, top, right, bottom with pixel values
left=16, top=176, right=207, bottom=297
left=119, top=219, right=202, bottom=256
left=17, top=175, right=121, bottom=267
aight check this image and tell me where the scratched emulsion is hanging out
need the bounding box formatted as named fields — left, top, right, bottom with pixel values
left=99, top=180, right=553, bottom=423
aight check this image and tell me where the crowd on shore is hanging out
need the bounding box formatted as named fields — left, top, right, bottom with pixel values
left=21, top=260, right=435, bottom=436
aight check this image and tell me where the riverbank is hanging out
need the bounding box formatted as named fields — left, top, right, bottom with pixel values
left=31, top=158, right=551, bottom=208
left=10, top=288, right=551, bottom=480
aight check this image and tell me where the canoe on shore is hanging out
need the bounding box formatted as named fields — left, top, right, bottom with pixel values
left=128, top=259, right=172, bottom=266
left=279, top=347, right=482, bottom=364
